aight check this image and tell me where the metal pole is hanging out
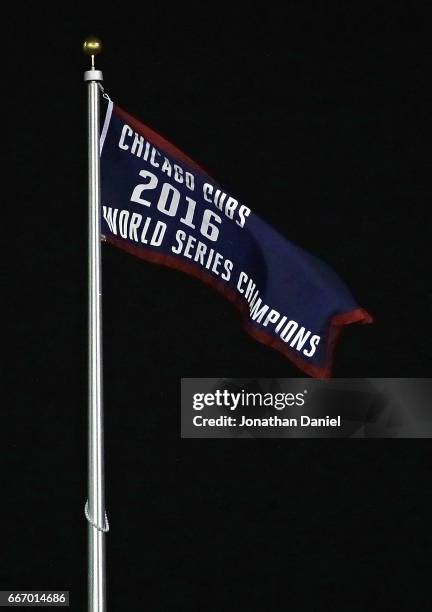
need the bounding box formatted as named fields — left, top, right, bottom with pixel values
left=83, top=38, right=107, bottom=612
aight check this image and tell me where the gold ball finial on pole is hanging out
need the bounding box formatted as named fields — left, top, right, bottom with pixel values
left=83, top=37, right=102, bottom=69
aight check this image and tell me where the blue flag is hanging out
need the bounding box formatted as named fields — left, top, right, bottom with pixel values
left=100, top=97, right=372, bottom=377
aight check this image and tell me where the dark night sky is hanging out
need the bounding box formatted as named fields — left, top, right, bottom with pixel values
left=3, top=6, right=431, bottom=610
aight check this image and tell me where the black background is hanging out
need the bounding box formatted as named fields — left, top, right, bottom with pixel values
left=3, top=6, right=431, bottom=610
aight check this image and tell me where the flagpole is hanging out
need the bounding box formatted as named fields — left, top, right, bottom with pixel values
left=83, top=38, right=108, bottom=612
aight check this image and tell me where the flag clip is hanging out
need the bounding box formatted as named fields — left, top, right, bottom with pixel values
left=99, top=84, right=112, bottom=103
left=84, top=500, right=110, bottom=533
